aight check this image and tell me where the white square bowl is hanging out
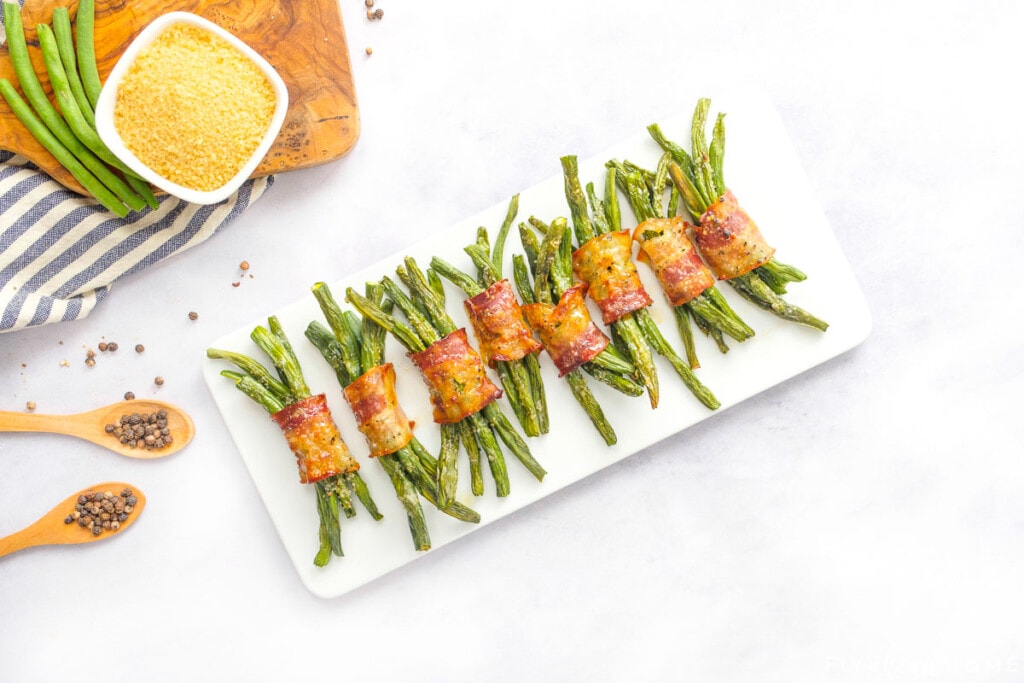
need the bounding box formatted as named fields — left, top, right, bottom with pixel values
left=94, top=12, right=289, bottom=205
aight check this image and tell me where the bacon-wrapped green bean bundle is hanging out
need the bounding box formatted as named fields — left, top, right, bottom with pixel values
left=649, top=98, right=828, bottom=332
left=207, top=316, right=381, bottom=567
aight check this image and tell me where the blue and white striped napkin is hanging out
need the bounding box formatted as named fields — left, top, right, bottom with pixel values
left=0, top=149, right=272, bottom=333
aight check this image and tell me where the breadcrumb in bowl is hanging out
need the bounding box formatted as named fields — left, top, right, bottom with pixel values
left=95, top=12, right=289, bottom=205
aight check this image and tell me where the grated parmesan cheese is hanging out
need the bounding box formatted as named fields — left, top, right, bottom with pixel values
left=113, top=23, right=276, bottom=192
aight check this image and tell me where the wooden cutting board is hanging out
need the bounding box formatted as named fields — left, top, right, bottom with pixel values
left=0, top=0, right=359, bottom=195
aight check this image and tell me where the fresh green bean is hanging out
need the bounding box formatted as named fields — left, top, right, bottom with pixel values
left=0, top=79, right=127, bottom=216
left=36, top=23, right=139, bottom=173
left=50, top=7, right=94, bottom=128
left=75, top=0, right=102, bottom=109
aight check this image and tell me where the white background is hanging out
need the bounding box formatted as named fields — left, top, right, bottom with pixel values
left=2, top=1, right=1023, bottom=681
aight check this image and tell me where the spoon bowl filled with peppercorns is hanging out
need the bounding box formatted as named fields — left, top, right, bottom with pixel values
left=0, top=399, right=195, bottom=458
left=0, top=482, right=146, bottom=558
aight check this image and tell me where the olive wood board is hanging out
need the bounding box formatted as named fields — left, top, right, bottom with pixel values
left=1, top=0, right=358, bottom=195
left=202, top=90, right=872, bottom=599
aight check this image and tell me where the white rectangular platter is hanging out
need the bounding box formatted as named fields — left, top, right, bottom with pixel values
left=202, top=90, right=872, bottom=599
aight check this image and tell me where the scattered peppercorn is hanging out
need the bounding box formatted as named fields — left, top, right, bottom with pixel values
left=154, top=376, right=165, bottom=386
left=104, top=410, right=172, bottom=450
left=366, top=9, right=374, bottom=19
left=374, top=8, right=383, bottom=18
left=124, top=391, right=136, bottom=400
left=366, top=46, right=373, bottom=55
left=64, top=489, right=138, bottom=536
left=135, top=344, right=145, bottom=353
left=239, top=260, right=250, bottom=271
left=98, top=342, right=108, bottom=351
left=188, top=311, right=199, bottom=321
left=107, top=342, right=119, bottom=352
left=365, top=0, right=373, bottom=6
left=25, top=401, right=36, bottom=411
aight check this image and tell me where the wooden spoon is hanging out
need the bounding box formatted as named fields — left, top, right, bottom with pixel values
left=0, top=481, right=145, bottom=558
left=0, top=399, right=194, bottom=458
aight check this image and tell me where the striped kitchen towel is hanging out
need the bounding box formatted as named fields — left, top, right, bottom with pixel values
left=0, top=149, right=272, bottom=333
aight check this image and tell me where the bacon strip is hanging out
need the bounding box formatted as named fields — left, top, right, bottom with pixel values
left=343, top=363, right=414, bottom=458
left=464, top=279, right=542, bottom=367
left=271, top=394, right=359, bottom=484
left=633, top=216, right=715, bottom=306
left=571, top=230, right=652, bottom=324
left=408, top=328, right=503, bottom=424
left=695, top=189, right=775, bottom=280
left=522, top=283, right=610, bottom=377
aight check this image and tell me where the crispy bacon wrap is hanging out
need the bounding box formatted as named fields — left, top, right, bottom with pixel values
left=408, top=328, right=503, bottom=424
left=571, top=230, right=652, bottom=324
left=463, top=279, right=542, bottom=367
left=270, top=394, right=359, bottom=484
left=522, top=283, right=610, bottom=377
left=695, top=189, right=775, bottom=280
left=342, top=363, right=415, bottom=458
left=632, top=216, right=715, bottom=307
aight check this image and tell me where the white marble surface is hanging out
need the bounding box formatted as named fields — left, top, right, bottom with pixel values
left=2, top=1, right=1022, bottom=681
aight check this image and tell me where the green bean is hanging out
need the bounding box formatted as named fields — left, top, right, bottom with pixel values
left=75, top=0, right=102, bottom=109
left=206, top=347, right=293, bottom=402
left=581, top=362, right=645, bottom=397
left=672, top=305, right=700, bottom=369
left=220, top=370, right=287, bottom=413
left=38, top=24, right=146, bottom=211
left=483, top=403, right=545, bottom=481
left=561, top=155, right=596, bottom=244
left=377, top=456, right=430, bottom=551
left=430, top=256, right=484, bottom=297
left=344, top=471, right=382, bottom=521
left=0, top=79, right=128, bottom=216
left=730, top=272, right=829, bottom=331
left=393, top=445, right=480, bottom=523
left=314, top=481, right=343, bottom=564
left=36, top=23, right=139, bottom=173
left=250, top=322, right=310, bottom=399
left=468, top=412, right=510, bottom=497
left=437, top=423, right=461, bottom=507
left=756, top=259, right=807, bottom=294
left=490, top=193, right=519, bottom=278
left=565, top=370, right=616, bottom=446
left=50, top=7, right=94, bottom=128
left=346, top=286, right=426, bottom=353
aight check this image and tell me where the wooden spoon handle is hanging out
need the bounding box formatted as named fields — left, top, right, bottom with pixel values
left=0, top=410, right=81, bottom=437
left=0, top=523, right=44, bottom=557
